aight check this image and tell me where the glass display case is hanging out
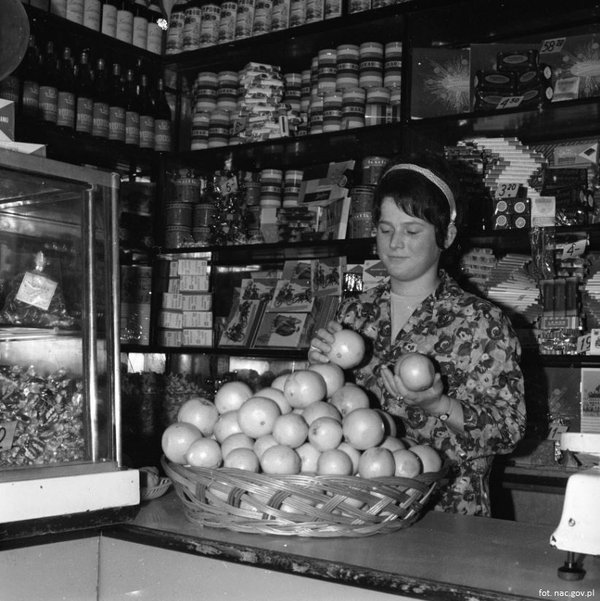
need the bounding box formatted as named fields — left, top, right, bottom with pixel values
left=0, top=149, right=139, bottom=536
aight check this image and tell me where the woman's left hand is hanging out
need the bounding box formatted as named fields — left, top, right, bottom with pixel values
left=380, top=364, right=445, bottom=414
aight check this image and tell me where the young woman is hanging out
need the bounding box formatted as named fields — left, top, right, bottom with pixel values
left=309, top=155, right=526, bottom=516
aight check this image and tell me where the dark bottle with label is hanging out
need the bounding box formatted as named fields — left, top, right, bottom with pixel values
left=21, top=34, right=41, bottom=119
left=101, top=0, right=118, bottom=36
left=153, top=76, right=172, bottom=152
left=138, top=73, right=155, bottom=149
left=56, top=46, right=76, bottom=130
left=92, top=57, right=110, bottom=139
left=75, top=49, right=94, bottom=135
left=124, top=67, right=141, bottom=146
left=108, top=62, right=126, bottom=143
left=39, top=41, right=59, bottom=124
left=132, top=0, right=149, bottom=49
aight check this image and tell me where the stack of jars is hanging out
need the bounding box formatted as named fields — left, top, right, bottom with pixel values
left=165, top=170, right=203, bottom=247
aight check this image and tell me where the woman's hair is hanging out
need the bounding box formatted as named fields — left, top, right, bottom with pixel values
left=373, top=153, right=460, bottom=249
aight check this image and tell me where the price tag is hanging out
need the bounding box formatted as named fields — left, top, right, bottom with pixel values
left=0, top=421, right=17, bottom=451
left=496, top=96, right=524, bottom=110
left=559, top=239, right=588, bottom=259
left=548, top=423, right=568, bottom=441
left=540, top=37, right=566, bottom=55
left=495, top=182, right=520, bottom=199
left=15, top=272, right=58, bottom=311
left=219, top=175, right=238, bottom=196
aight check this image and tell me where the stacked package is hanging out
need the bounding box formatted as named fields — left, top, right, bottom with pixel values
left=233, top=62, right=296, bottom=142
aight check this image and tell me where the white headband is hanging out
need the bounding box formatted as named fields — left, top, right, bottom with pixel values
left=382, top=163, right=457, bottom=223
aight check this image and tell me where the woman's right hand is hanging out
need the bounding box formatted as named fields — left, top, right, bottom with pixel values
left=307, top=320, right=343, bottom=364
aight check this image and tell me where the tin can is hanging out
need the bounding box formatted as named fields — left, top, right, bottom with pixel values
left=361, top=156, right=390, bottom=185
left=218, top=1, right=238, bottom=43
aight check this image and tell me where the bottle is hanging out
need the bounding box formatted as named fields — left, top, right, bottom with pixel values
left=138, top=73, right=155, bottom=149
left=165, top=0, right=189, bottom=55
left=50, top=0, right=68, bottom=18
left=83, top=0, right=102, bottom=30
left=75, top=49, right=94, bottom=135
left=132, top=0, right=149, bottom=49
left=153, top=77, right=172, bottom=152
left=108, top=62, right=126, bottom=142
left=21, top=34, right=41, bottom=119
left=92, top=57, right=110, bottom=138
left=56, top=46, right=76, bottom=130
left=66, top=0, right=85, bottom=24
left=101, top=0, right=118, bottom=36
left=116, top=0, right=134, bottom=44
left=124, top=67, right=141, bottom=146
left=39, top=40, right=59, bottom=124
left=146, top=0, right=165, bottom=54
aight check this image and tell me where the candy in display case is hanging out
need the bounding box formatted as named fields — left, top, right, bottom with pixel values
left=0, top=149, right=139, bottom=539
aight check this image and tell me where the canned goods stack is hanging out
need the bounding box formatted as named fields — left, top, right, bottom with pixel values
left=272, top=0, right=291, bottom=30
left=260, top=169, right=283, bottom=207
left=317, top=49, right=338, bottom=94
left=208, top=109, right=231, bottom=147
left=323, top=90, right=343, bottom=132
left=217, top=71, right=240, bottom=112
left=165, top=170, right=202, bottom=248
left=359, top=42, right=384, bottom=89
left=283, top=170, right=304, bottom=207
left=348, top=184, right=375, bottom=238
left=253, top=0, right=273, bottom=35
left=218, top=1, right=238, bottom=43
left=365, top=87, right=390, bottom=126
left=235, top=0, right=256, bottom=38
left=341, top=87, right=366, bottom=129
left=200, top=2, right=221, bottom=47
left=336, top=44, right=360, bottom=90
left=283, top=72, right=302, bottom=113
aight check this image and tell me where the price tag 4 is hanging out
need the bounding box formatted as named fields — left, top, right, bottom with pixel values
left=496, top=96, right=524, bottom=110
left=540, top=37, right=566, bottom=55
left=559, top=238, right=588, bottom=259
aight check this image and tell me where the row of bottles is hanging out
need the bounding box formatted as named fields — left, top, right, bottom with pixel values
left=0, top=31, right=172, bottom=151
left=22, top=0, right=167, bottom=55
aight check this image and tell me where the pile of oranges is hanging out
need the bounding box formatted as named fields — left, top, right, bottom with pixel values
left=161, top=361, right=442, bottom=479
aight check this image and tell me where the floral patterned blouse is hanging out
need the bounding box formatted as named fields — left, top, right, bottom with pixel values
left=336, top=270, right=526, bottom=516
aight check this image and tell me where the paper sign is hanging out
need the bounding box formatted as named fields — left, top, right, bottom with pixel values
left=540, top=37, right=566, bottom=54
left=15, top=272, right=58, bottom=311
left=496, top=96, right=524, bottom=110
left=0, top=421, right=17, bottom=451
left=495, top=182, right=520, bottom=199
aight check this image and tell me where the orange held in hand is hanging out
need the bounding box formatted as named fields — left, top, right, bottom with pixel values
left=325, top=328, right=366, bottom=369
left=394, top=352, right=435, bottom=391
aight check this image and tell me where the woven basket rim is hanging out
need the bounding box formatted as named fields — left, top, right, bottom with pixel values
left=162, top=455, right=444, bottom=537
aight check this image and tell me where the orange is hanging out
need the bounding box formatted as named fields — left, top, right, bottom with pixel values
left=342, top=408, right=385, bottom=450
left=254, top=386, right=292, bottom=414
left=380, top=435, right=407, bottom=453
left=330, top=383, right=370, bottom=417
left=272, top=412, right=309, bottom=448
left=253, top=433, right=279, bottom=458
left=237, top=396, right=281, bottom=438
left=260, top=444, right=301, bottom=475
left=393, top=449, right=422, bottom=477
left=375, top=408, right=398, bottom=437
left=220, top=432, right=255, bottom=459
left=358, top=447, right=396, bottom=478
left=213, top=410, right=243, bottom=443
left=224, top=447, right=260, bottom=472
left=337, top=442, right=361, bottom=475
left=325, top=328, right=366, bottom=369
left=317, top=449, right=353, bottom=476
left=301, top=400, right=342, bottom=425
left=161, top=422, right=203, bottom=464
left=283, top=369, right=327, bottom=409
left=184, top=437, right=223, bottom=468
left=307, top=363, right=345, bottom=397
left=409, top=444, right=443, bottom=473
left=296, top=441, right=322, bottom=473
left=177, top=397, right=219, bottom=436
left=308, top=416, right=344, bottom=451
left=270, top=373, right=289, bottom=391
left=394, top=352, right=435, bottom=392
left=214, top=380, right=253, bottom=414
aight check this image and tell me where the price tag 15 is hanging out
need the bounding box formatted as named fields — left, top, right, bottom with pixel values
left=0, top=421, right=17, bottom=451
left=496, top=96, right=524, bottom=110
left=540, top=37, right=566, bottom=55
left=496, top=182, right=520, bottom=199
left=559, top=239, right=588, bottom=259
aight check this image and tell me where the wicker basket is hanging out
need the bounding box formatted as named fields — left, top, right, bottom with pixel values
left=141, top=477, right=172, bottom=501
left=162, top=456, right=444, bottom=537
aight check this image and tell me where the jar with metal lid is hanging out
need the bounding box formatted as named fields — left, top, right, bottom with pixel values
left=361, top=156, right=390, bottom=185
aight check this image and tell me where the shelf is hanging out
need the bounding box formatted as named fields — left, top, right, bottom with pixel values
left=15, top=119, right=161, bottom=175
left=157, top=237, right=378, bottom=264
left=120, top=344, right=308, bottom=360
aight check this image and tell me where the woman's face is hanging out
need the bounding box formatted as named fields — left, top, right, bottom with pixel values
left=376, top=197, right=442, bottom=289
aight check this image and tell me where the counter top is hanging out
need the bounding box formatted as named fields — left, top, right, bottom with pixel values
left=112, top=491, right=599, bottom=601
